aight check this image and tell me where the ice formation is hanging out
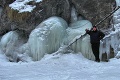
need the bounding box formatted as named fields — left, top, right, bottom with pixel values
left=2, top=0, right=120, bottom=62
left=0, top=31, right=19, bottom=61
left=70, top=6, right=78, bottom=23
left=0, top=31, right=28, bottom=62
left=99, top=31, right=120, bottom=60
left=99, top=0, right=120, bottom=60
left=27, top=16, right=68, bottom=61
left=65, top=20, right=95, bottom=60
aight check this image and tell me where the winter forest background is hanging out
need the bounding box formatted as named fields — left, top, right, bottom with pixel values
left=1, top=0, right=120, bottom=80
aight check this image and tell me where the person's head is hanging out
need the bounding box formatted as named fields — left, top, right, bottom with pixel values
left=92, top=26, right=97, bottom=31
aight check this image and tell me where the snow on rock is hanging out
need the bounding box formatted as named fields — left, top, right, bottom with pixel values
left=35, top=0, right=43, bottom=3
left=9, top=0, right=43, bottom=13
left=27, top=16, right=68, bottom=61
left=65, top=20, right=95, bottom=60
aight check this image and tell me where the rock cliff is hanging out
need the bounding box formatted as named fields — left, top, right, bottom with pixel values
left=0, top=0, right=115, bottom=36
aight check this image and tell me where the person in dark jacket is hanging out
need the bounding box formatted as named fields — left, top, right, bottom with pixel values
left=85, top=26, right=105, bottom=62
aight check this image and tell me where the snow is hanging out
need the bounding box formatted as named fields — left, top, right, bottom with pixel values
left=9, top=0, right=43, bottom=13
left=0, top=53, right=120, bottom=80
left=35, top=0, right=43, bottom=3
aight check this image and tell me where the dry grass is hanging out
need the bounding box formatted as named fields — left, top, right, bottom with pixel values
left=6, top=6, right=31, bottom=22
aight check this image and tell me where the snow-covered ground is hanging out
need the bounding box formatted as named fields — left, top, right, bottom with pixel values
left=0, top=53, right=120, bottom=80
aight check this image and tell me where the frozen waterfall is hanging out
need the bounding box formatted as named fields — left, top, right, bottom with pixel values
left=27, top=16, right=95, bottom=61
left=0, top=31, right=29, bottom=62
left=0, top=31, right=19, bottom=61
left=65, top=20, right=95, bottom=60
left=99, top=0, right=120, bottom=60
left=27, top=17, right=68, bottom=61
left=2, top=0, right=120, bottom=61
left=70, top=6, right=78, bottom=23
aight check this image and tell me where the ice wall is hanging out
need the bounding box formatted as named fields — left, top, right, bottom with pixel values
left=27, top=16, right=68, bottom=61
left=0, top=31, right=19, bottom=61
left=65, top=20, right=95, bottom=60
left=99, top=31, right=120, bottom=60
left=0, top=31, right=28, bottom=62
left=99, top=0, right=120, bottom=60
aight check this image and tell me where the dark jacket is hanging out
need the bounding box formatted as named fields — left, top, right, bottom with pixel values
left=86, top=29, right=105, bottom=44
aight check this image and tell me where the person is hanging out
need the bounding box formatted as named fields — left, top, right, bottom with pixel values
left=85, top=26, right=105, bottom=62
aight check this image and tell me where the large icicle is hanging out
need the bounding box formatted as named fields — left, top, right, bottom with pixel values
left=70, top=6, right=78, bottom=23
left=28, top=16, right=68, bottom=61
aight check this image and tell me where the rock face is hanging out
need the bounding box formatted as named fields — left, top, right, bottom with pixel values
left=71, top=0, right=115, bottom=28
left=0, top=0, right=115, bottom=36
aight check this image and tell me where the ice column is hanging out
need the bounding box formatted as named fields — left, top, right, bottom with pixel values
left=28, top=16, right=68, bottom=61
left=0, top=31, right=19, bottom=61
left=71, top=6, right=78, bottom=23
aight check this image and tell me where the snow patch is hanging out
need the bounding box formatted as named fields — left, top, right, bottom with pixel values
left=9, top=0, right=43, bottom=13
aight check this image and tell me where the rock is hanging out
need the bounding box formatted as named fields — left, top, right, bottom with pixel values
left=71, top=0, right=115, bottom=28
left=0, top=0, right=115, bottom=36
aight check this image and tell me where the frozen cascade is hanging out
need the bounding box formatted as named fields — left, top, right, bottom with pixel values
left=0, top=31, right=28, bottom=62
left=71, top=6, right=78, bottom=23
left=99, top=31, right=120, bottom=59
left=70, top=6, right=85, bottom=23
left=65, top=20, right=95, bottom=60
left=99, top=0, right=120, bottom=60
left=27, top=16, right=68, bottom=61
left=0, top=31, right=19, bottom=61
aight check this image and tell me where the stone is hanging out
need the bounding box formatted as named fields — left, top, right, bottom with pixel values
left=0, top=0, right=115, bottom=36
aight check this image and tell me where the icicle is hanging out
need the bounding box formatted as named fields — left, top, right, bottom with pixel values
left=70, top=6, right=78, bottom=23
